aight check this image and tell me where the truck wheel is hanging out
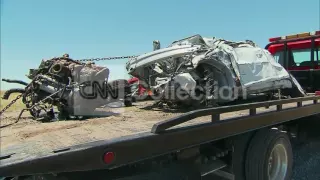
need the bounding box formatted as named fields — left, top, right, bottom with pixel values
left=231, top=132, right=255, bottom=180
left=245, top=128, right=293, bottom=180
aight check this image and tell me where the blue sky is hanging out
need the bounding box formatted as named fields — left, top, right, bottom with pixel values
left=1, top=0, right=319, bottom=90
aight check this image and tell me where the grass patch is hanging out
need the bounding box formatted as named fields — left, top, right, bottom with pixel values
left=0, top=90, right=25, bottom=112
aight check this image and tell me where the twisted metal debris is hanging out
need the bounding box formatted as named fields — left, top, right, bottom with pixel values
left=0, top=54, right=136, bottom=126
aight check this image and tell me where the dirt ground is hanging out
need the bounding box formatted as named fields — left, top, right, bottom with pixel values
left=0, top=101, right=178, bottom=153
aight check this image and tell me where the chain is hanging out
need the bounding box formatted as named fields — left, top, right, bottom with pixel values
left=76, top=55, right=138, bottom=62
left=0, top=94, right=23, bottom=116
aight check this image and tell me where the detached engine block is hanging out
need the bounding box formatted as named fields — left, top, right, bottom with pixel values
left=2, top=54, right=133, bottom=121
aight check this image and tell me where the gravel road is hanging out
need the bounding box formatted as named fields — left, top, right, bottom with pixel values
left=292, top=139, right=320, bottom=180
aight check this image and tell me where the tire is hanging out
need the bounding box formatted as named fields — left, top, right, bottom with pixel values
left=231, top=132, right=255, bottom=180
left=245, top=128, right=293, bottom=180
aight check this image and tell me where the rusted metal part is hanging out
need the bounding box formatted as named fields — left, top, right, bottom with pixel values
left=1, top=54, right=136, bottom=124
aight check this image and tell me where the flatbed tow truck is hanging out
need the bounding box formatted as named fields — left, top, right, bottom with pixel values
left=0, top=31, right=320, bottom=180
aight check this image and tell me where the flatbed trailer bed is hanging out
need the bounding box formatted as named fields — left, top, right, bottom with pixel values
left=1, top=95, right=320, bottom=178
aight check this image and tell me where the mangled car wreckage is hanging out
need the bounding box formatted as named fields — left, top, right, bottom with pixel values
left=126, top=34, right=305, bottom=107
left=2, top=54, right=133, bottom=121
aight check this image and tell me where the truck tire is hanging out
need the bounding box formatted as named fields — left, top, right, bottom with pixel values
left=245, top=128, right=293, bottom=180
left=231, top=132, right=255, bottom=180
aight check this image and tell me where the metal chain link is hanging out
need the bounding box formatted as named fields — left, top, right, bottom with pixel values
left=76, top=55, right=138, bottom=62
left=0, top=94, right=23, bottom=116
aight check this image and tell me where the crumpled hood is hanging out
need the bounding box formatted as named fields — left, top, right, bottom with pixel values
left=126, top=44, right=201, bottom=74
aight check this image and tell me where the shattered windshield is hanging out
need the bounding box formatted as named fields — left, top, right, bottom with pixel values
left=169, top=34, right=208, bottom=47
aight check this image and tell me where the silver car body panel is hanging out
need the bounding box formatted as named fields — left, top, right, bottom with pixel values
left=126, top=45, right=201, bottom=74
left=126, top=35, right=305, bottom=103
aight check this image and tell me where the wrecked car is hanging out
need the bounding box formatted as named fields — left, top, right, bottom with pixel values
left=126, top=34, right=305, bottom=107
left=2, top=54, right=133, bottom=121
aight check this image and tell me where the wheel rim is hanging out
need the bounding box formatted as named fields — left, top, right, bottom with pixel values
left=267, top=143, right=288, bottom=180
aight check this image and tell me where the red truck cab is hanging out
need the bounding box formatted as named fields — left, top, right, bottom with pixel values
left=265, top=30, right=320, bottom=92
